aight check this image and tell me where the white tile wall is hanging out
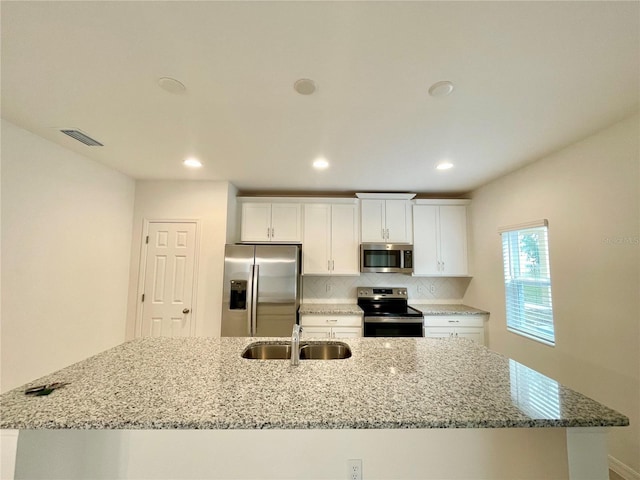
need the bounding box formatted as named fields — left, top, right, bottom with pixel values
left=302, top=274, right=472, bottom=303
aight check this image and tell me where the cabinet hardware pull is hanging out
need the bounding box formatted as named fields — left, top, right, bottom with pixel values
left=327, top=319, right=338, bottom=323
left=267, top=228, right=271, bottom=238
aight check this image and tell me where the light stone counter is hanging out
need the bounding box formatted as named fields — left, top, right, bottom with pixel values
left=0, top=337, right=627, bottom=430
left=298, top=303, right=363, bottom=315
left=410, top=303, right=489, bottom=315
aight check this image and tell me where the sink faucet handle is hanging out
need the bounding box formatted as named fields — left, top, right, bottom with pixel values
left=291, top=324, right=302, bottom=366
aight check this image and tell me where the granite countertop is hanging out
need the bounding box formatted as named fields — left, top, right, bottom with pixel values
left=0, top=337, right=628, bottom=430
left=410, top=304, right=489, bottom=315
left=298, top=303, right=363, bottom=315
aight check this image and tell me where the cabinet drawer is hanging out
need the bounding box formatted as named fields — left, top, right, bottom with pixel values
left=423, top=315, right=485, bottom=327
left=425, top=326, right=484, bottom=345
left=300, top=314, right=362, bottom=327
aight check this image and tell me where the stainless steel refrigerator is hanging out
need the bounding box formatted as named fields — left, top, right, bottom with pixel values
left=221, top=244, right=301, bottom=337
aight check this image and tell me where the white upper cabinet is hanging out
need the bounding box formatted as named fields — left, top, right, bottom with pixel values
left=241, top=202, right=301, bottom=243
left=303, top=203, right=359, bottom=275
left=413, top=202, right=469, bottom=276
left=360, top=198, right=413, bottom=243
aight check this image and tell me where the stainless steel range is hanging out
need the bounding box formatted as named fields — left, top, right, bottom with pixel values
left=357, top=287, right=423, bottom=337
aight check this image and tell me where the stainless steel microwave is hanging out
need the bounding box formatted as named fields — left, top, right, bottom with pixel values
left=360, top=244, right=413, bottom=273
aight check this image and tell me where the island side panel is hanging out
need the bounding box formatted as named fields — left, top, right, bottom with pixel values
left=15, top=428, right=571, bottom=479
left=1, top=430, right=19, bottom=480
left=566, top=427, right=609, bottom=480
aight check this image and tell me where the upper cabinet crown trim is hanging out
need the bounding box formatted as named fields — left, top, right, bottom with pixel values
left=238, top=196, right=357, bottom=204
left=414, top=199, right=470, bottom=205
left=356, top=193, right=416, bottom=200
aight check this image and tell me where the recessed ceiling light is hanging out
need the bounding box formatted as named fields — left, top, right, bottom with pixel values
left=183, top=158, right=202, bottom=168
left=428, top=80, right=454, bottom=97
left=158, top=77, right=186, bottom=94
left=294, top=78, right=317, bottom=95
left=313, top=158, right=329, bottom=169
left=436, top=161, right=454, bottom=170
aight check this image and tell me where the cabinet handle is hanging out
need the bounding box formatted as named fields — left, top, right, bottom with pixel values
left=328, top=260, right=331, bottom=271
left=386, top=228, right=390, bottom=240
left=382, top=228, right=386, bottom=240
left=327, top=319, right=338, bottom=323
left=267, top=228, right=271, bottom=239
left=448, top=320, right=460, bottom=324
left=331, top=260, right=335, bottom=271
left=271, top=228, right=275, bottom=238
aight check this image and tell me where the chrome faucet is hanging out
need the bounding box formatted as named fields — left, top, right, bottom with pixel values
left=291, top=324, right=303, bottom=366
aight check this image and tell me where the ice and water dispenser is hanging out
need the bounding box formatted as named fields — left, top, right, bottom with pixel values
left=229, top=280, right=247, bottom=310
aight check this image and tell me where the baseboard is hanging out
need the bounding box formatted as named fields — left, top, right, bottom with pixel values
left=610, top=455, right=640, bottom=480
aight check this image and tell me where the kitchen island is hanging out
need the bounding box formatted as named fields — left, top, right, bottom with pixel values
left=1, top=337, right=628, bottom=479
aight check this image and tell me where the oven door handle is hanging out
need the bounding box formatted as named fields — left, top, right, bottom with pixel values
left=363, top=316, right=424, bottom=324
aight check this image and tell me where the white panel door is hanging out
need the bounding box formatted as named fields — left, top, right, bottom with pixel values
left=413, top=205, right=439, bottom=275
left=141, top=222, right=197, bottom=337
left=302, top=204, right=331, bottom=274
left=270, top=203, right=302, bottom=242
left=438, top=206, right=468, bottom=275
left=331, top=204, right=360, bottom=275
left=241, top=203, right=272, bottom=242
left=360, top=199, right=386, bottom=242
left=384, top=200, right=410, bottom=243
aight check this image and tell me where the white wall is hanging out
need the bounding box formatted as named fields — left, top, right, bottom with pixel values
left=125, top=180, right=233, bottom=339
left=1, top=119, right=135, bottom=393
left=463, top=113, right=640, bottom=474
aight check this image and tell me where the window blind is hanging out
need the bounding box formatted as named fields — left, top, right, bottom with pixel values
left=500, top=222, right=555, bottom=345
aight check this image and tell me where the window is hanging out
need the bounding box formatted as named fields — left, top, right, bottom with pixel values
left=499, top=220, right=555, bottom=345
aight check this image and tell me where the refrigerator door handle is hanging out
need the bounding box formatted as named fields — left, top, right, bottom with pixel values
left=250, top=264, right=259, bottom=336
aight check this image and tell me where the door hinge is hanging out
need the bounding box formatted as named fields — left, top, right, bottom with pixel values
left=145, top=235, right=149, bottom=244
left=141, top=293, right=145, bottom=302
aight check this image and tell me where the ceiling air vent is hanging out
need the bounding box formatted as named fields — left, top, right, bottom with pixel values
left=60, top=129, right=104, bottom=146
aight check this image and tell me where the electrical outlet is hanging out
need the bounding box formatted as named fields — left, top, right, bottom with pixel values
left=347, top=459, right=362, bottom=480
left=429, top=284, right=436, bottom=294
left=326, top=283, right=333, bottom=293
left=417, top=285, right=425, bottom=294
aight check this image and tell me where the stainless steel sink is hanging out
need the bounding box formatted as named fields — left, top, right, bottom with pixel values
left=241, top=342, right=292, bottom=360
left=241, top=341, right=351, bottom=360
left=300, top=342, right=351, bottom=360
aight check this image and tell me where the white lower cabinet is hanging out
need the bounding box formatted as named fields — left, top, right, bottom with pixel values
left=423, top=315, right=486, bottom=345
left=299, top=314, right=362, bottom=339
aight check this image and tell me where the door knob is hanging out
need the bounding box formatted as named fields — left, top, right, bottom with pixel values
left=183, top=308, right=190, bottom=314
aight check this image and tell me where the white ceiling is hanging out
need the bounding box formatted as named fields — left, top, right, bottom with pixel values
left=2, top=1, right=639, bottom=195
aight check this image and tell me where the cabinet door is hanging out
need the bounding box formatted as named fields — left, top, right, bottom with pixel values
left=330, top=204, right=360, bottom=275
left=300, top=326, right=332, bottom=339
left=438, top=206, right=468, bottom=275
left=456, top=328, right=485, bottom=345
left=384, top=200, right=410, bottom=243
left=270, top=204, right=301, bottom=242
left=360, top=199, right=386, bottom=242
left=412, top=205, right=439, bottom=275
left=424, top=326, right=455, bottom=339
left=241, top=203, right=272, bottom=242
left=302, top=204, right=331, bottom=275
left=331, top=327, right=362, bottom=338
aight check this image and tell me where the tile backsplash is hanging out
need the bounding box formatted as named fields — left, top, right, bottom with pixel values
left=302, top=274, right=472, bottom=303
